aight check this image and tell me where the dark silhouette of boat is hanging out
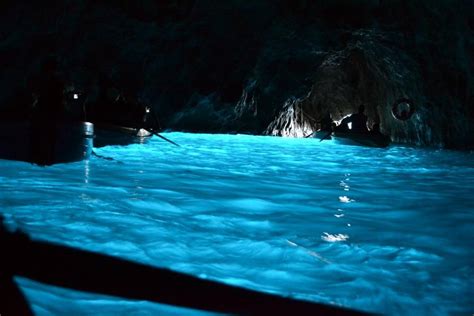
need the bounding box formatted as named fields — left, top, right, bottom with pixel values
left=0, top=121, right=94, bottom=165
left=0, top=216, right=370, bottom=315
left=313, top=130, right=390, bottom=148
left=313, top=130, right=332, bottom=140
left=332, top=131, right=390, bottom=148
left=93, top=123, right=152, bottom=148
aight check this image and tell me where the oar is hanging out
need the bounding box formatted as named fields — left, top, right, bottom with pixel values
left=319, top=131, right=332, bottom=142
left=145, top=129, right=180, bottom=147
left=145, top=107, right=180, bottom=147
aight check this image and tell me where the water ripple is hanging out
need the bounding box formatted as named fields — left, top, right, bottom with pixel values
left=1, top=133, right=473, bottom=315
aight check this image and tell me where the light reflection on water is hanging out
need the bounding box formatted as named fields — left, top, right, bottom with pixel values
left=1, top=132, right=473, bottom=315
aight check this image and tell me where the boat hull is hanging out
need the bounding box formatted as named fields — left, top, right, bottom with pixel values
left=93, top=124, right=152, bottom=148
left=332, top=131, right=390, bottom=148
left=0, top=121, right=94, bottom=165
left=313, top=130, right=332, bottom=141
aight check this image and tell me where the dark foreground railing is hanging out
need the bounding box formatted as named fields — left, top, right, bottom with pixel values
left=0, top=217, right=370, bottom=315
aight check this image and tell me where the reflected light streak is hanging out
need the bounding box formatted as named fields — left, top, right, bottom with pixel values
left=340, top=181, right=350, bottom=191
left=83, top=160, right=90, bottom=184
left=339, top=196, right=354, bottom=203
left=286, top=240, right=331, bottom=264
left=321, top=232, right=349, bottom=242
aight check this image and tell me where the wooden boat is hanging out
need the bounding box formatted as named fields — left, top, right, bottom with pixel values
left=2, top=222, right=367, bottom=316
left=312, top=130, right=332, bottom=140
left=93, top=123, right=152, bottom=148
left=0, top=121, right=94, bottom=165
left=332, top=131, right=391, bottom=148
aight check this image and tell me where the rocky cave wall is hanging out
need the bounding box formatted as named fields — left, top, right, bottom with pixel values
left=0, top=0, right=473, bottom=148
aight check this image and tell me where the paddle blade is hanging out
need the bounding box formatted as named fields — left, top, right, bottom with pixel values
left=319, top=132, right=332, bottom=142
left=154, top=132, right=180, bottom=147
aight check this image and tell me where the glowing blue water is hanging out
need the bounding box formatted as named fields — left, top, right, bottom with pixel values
left=1, top=133, right=473, bottom=315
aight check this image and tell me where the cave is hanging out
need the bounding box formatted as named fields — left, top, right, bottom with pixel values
left=0, top=1, right=473, bottom=315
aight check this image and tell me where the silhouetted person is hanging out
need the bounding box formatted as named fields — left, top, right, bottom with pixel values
left=29, top=56, right=65, bottom=165
left=369, top=122, right=391, bottom=146
left=131, top=101, right=153, bottom=130
left=339, top=104, right=369, bottom=133
left=140, top=106, right=162, bottom=132
left=319, top=112, right=333, bottom=132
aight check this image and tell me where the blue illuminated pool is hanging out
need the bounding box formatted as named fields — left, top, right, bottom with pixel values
left=1, top=133, right=473, bottom=315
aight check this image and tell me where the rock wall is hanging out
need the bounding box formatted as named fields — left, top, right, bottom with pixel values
left=0, top=0, right=473, bottom=148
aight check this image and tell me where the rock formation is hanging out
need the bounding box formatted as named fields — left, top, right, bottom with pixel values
left=0, top=0, right=472, bottom=148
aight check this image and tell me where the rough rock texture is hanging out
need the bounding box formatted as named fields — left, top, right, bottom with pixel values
left=265, top=97, right=314, bottom=138
left=0, top=0, right=473, bottom=148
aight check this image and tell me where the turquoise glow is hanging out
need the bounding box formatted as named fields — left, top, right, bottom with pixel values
left=1, top=133, right=473, bottom=315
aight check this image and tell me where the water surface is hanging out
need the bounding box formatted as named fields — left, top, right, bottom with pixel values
left=1, top=133, right=473, bottom=315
